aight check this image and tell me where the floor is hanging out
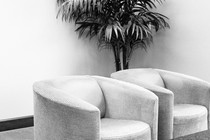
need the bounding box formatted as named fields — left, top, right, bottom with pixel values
left=0, top=127, right=209, bottom=140
left=0, top=127, right=33, bottom=140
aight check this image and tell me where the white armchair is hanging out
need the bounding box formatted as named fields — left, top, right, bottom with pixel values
left=33, top=75, right=158, bottom=140
left=111, top=68, right=210, bottom=139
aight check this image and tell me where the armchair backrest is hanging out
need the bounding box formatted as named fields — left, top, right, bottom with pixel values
left=47, top=76, right=106, bottom=118
left=156, top=69, right=210, bottom=105
left=93, top=76, right=159, bottom=140
left=112, top=68, right=165, bottom=88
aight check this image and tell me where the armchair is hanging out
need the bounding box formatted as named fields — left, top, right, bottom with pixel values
left=33, top=75, right=158, bottom=140
left=111, top=68, right=210, bottom=139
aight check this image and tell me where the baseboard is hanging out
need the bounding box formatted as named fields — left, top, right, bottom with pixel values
left=0, top=115, right=33, bottom=132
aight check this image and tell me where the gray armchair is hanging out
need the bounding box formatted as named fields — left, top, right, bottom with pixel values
left=33, top=75, right=158, bottom=140
left=111, top=68, right=210, bottom=139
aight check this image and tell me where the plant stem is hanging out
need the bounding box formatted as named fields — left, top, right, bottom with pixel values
left=124, top=62, right=129, bottom=69
left=115, top=59, right=122, bottom=71
left=122, top=46, right=127, bottom=69
left=113, top=43, right=122, bottom=71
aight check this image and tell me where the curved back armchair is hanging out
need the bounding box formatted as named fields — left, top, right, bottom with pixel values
left=33, top=75, right=158, bottom=140
left=111, top=68, right=210, bottom=139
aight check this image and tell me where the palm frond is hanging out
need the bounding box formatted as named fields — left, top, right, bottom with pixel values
left=105, top=25, right=113, bottom=41
left=56, top=0, right=170, bottom=70
left=98, top=39, right=113, bottom=51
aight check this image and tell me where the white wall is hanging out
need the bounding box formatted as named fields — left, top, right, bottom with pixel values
left=0, top=0, right=114, bottom=120
left=1, top=0, right=210, bottom=120
left=131, top=0, right=210, bottom=82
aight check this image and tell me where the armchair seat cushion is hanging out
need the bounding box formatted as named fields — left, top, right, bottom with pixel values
left=101, top=118, right=151, bottom=140
left=174, top=104, right=207, bottom=124
left=173, top=104, right=208, bottom=138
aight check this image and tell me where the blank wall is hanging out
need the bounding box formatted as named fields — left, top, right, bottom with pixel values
left=131, top=0, right=210, bottom=82
left=0, top=0, right=114, bottom=120
left=0, top=0, right=210, bottom=120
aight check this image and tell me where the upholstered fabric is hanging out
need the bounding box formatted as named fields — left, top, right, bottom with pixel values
left=174, top=104, right=208, bottom=124
left=46, top=76, right=106, bottom=117
left=173, top=104, right=208, bottom=138
left=101, top=118, right=151, bottom=140
left=111, top=70, right=173, bottom=140
left=93, top=76, right=158, bottom=140
left=33, top=75, right=158, bottom=140
left=157, top=69, right=210, bottom=129
left=33, top=77, right=101, bottom=140
left=111, top=68, right=210, bottom=140
left=111, top=69, right=165, bottom=88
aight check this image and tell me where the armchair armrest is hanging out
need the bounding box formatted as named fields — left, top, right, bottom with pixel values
left=33, top=81, right=100, bottom=140
left=111, top=73, right=174, bottom=140
left=156, top=69, right=210, bottom=106
left=93, top=76, right=158, bottom=140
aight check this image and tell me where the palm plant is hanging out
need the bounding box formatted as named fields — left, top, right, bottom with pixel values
left=57, top=0, right=169, bottom=71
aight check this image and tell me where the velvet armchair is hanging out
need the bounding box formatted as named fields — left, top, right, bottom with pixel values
left=33, top=75, right=158, bottom=140
left=111, top=68, right=210, bottom=139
